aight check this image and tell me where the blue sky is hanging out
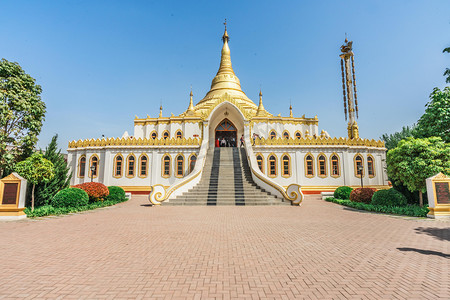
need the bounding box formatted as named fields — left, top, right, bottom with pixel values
left=1, top=0, right=449, bottom=150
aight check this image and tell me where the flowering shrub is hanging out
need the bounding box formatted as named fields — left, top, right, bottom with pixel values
left=74, top=182, right=109, bottom=202
left=349, top=188, right=376, bottom=204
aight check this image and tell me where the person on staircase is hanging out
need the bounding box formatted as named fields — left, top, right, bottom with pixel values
left=240, top=134, right=244, bottom=147
left=215, top=138, right=220, bottom=148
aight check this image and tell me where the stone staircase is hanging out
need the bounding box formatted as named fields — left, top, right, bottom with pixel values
left=163, top=147, right=290, bottom=206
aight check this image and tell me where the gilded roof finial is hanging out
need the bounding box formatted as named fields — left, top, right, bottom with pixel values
left=289, top=101, right=293, bottom=118
left=222, top=18, right=229, bottom=43
left=159, top=104, right=163, bottom=118
left=188, top=88, right=194, bottom=111
left=256, top=90, right=266, bottom=116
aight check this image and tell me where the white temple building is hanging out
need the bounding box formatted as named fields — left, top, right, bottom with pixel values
left=67, top=26, right=389, bottom=205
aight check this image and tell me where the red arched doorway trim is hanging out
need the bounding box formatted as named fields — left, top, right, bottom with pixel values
left=215, top=118, right=237, bottom=147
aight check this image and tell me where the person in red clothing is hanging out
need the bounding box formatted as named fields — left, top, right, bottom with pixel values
left=215, top=138, right=220, bottom=148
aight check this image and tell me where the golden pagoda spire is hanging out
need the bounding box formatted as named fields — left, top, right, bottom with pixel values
left=256, top=90, right=266, bottom=116
left=197, top=20, right=256, bottom=107
left=159, top=104, right=163, bottom=118
left=185, top=89, right=197, bottom=116
left=289, top=103, right=293, bottom=118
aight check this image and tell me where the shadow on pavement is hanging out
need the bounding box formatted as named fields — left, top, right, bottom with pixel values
left=397, top=247, right=450, bottom=259
left=414, top=227, right=450, bottom=242
left=140, top=204, right=152, bottom=207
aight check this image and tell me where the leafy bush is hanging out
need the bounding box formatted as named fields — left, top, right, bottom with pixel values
left=105, top=186, right=127, bottom=203
left=334, top=186, right=353, bottom=200
left=325, top=197, right=429, bottom=218
left=73, top=182, right=109, bottom=202
left=51, top=188, right=89, bottom=208
left=350, top=188, right=376, bottom=204
left=25, top=197, right=129, bottom=218
left=371, top=188, right=407, bottom=207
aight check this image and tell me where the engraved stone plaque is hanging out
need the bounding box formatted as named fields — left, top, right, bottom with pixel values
left=2, top=183, right=18, bottom=205
left=435, top=182, right=450, bottom=205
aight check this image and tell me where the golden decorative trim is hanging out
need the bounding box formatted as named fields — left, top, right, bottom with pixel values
left=78, top=155, right=86, bottom=178
left=253, top=136, right=385, bottom=148
left=68, top=137, right=201, bottom=149
left=434, top=172, right=449, bottom=180
left=161, top=153, right=171, bottom=178
left=267, top=153, right=277, bottom=178
left=367, top=154, right=375, bottom=178
left=89, top=154, right=99, bottom=179
left=281, top=153, right=291, bottom=178
left=125, top=153, right=136, bottom=178
left=330, top=153, right=340, bottom=178
left=304, top=152, right=315, bottom=178
left=354, top=153, right=364, bottom=178
left=317, top=153, right=327, bottom=178
left=250, top=167, right=302, bottom=204
left=113, top=153, right=123, bottom=178
left=138, top=154, right=149, bottom=178
left=255, top=153, right=264, bottom=174
left=175, top=153, right=185, bottom=178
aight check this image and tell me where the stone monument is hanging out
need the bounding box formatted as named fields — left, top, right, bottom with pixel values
left=0, top=173, right=28, bottom=220
left=426, top=172, right=450, bottom=219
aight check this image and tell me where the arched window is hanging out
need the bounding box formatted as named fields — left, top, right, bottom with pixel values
left=114, top=155, right=123, bottom=177
left=282, top=155, right=290, bottom=177
left=189, top=154, right=197, bottom=174
left=163, top=131, right=170, bottom=139
left=127, top=155, right=135, bottom=177
left=283, top=131, right=290, bottom=139
left=90, top=156, right=98, bottom=178
left=151, top=131, right=157, bottom=139
left=270, top=131, right=276, bottom=139
left=331, top=154, right=340, bottom=177
left=162, top=155, right=171, bottom=177
left=79, top=156, right=86, bottom=178
left=367, top=156, right=375, bottom=177
left=139, top=155, right=148, bottom=177
left=268, top=155, right=277, bottom=177
left=295, top=132, right=301, bottom=139
left=176, top=155, right=184, bottom=177
left=355, top=155, right=364, bottom=177
left=305, top=154, right=314, bottom=177
left=256, top=155, right=264, bottom=173
left=176, top=131, right=182, bottom=139
left=318, top=154, right=327, bottom=177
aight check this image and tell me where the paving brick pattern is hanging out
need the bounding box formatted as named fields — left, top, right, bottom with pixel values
left=0, top=195, right=449, bottom=299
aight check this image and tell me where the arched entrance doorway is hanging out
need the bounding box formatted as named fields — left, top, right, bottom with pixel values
left=215, top=118, right=237, bottom=147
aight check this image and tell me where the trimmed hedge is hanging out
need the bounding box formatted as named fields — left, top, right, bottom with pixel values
left=325, top=197, right=429, bottom=218
left=334, top=186, right=353, bottom=200
left=105, top=186, right=127, bottom=203
left=371, top=188, right=407, bottom=207
left=350, top=188, right=376, bottom=204
left=73, top=182, right=109, bottom=202
left=51, top=188, right=89, bottom=208
left=25, top=198, right=128, bottom=218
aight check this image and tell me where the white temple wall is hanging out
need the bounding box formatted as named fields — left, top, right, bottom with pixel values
left=252, top=146, right=387, bottom=187
left=69, top=147, right=200, bottom=187
left=252, top=122, right=319, bottom=139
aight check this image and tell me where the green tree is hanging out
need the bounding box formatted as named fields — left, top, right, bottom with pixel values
left=15, top=153, right=54, bottom=211
left=414, top=87, right=450, bottom=143
left=387, top=137, right=450, bottom=206
left=0, top=59, right=46, bottom=177
left=444, top=46, right=450, bottom=83
left=33, top=134, right=72, bottom=207
left=380, top=125, right=416, bottom=150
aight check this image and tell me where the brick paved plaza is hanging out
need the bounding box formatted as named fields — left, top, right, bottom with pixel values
left=1, top=196, right=449, bottom=299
